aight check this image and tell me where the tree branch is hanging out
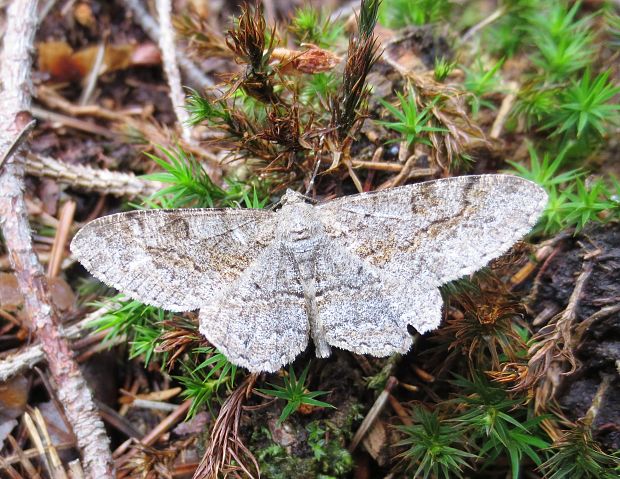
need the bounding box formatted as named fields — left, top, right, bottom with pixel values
left=25, top=153, right=161, bottom=198
left=0, top=0, right=114, bottom=476
left=0, top=307, right=111, bottom=382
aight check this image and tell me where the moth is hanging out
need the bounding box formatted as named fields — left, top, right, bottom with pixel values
left=71, top=175, right=547, bottom=373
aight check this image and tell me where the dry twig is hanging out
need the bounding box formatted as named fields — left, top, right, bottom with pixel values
left=123, top=0, right=213, bottom=88
left=0, top=116, right=35, bottom=171
left=155, top=0, right=194, bottom=144
left=0, top=1, right=114, bottom=475
left=35, top=85, right=222, bottom=175
left=25, top=153, right=161, bottom=198
left=0, top=306, right=112, bottom=385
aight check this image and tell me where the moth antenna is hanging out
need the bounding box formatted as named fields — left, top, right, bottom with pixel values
left=304, top=157, right=322, bottom=197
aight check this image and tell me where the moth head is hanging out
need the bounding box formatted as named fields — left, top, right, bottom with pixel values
left=281, top=189, right=308, bottom=205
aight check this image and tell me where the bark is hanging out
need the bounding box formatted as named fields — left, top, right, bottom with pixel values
left=156, top=0, right=193, bottom=143
left=0, top=0, right=114, bottom=476
left=25, top=153, right=161, bottom=198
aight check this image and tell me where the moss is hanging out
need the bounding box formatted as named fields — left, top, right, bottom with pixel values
left=249, top=400, right=362, bottom=479
left=257, top=441, right=317, bottom=479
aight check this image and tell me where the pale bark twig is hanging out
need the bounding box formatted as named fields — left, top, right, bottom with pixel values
left=461, top=6, right=506, bottom=43
left=155, top=0, right=193, bottom=144
left=490, top=81, right=518, bottom=139
left=123, top=0, right=214, bottom=88
left=25, top=153, right=162, bottom=198
left=0, top=2, right=114, bottom=475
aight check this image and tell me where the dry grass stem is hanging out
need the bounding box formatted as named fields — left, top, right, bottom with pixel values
left=36, top=85, right=146, bottom=121
left=351, top=160, right=403, bottom=172
left=525, top=259, right=595, bottom=412
left=78, top=42, right=106, bottom=106
left=47, top=200, right=76, bottom=279
left=2, top=434, right=61, bottom=477
left=574, top=303, right=620, bottom=344
left=193, top=374, right=259, bottom=479
left=31, top=106, right=118, bottom=139
left=377, top=160, right=437, bottom=190
left=490, top=81, right=519, bottom=139
left=156, top=0, right=194, bottom=144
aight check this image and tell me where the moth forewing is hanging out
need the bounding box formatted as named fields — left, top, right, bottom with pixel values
left=316, top=174, right=548, bottom=286
left=69, top=208, right=276, bottom=312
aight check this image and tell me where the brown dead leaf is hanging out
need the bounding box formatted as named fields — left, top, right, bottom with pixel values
left=0, top=272, right=75, bottom=312
left=0, top=272, right=23, bottom=310
left=37, top=41, right=161, bottom=82
left=74, top=1, right=96, bottom=30
left=362, top=419, right=390, bottom=466
left=0, top=375, right=29, bottom=421
left=0, top=375, right=29, bottom=444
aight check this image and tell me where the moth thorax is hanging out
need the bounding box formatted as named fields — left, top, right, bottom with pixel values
left=279, top=204, right=321, bottom=253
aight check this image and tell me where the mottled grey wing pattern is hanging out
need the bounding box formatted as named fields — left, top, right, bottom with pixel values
left=70, top=208, right=275, bottom=311
left=317, top=175, right=547, bottom=288
left=199, top=243, right=309, bottom=373
left=71, top=175, right=547, bottom=373
left=314, top=241, right=415, bottom=355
